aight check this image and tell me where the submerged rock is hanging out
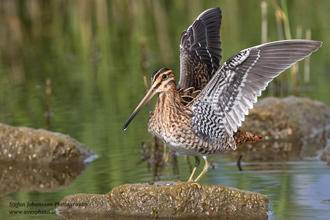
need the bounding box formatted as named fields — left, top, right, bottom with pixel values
left=241, top=96, right=330, bottom=141
left=56, top=182, right=268, bottom=219
left=0, top=122, right=95, bottom=163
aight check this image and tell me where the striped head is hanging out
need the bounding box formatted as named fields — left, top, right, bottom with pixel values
left=151, top=68, right=176, bottom=93
left=122, top=68, right=176, bottom=130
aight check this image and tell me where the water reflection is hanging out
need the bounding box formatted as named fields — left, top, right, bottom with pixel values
left=225, top=138, right=326, bottom=163
left=53, top=137, right=330, bottom=220
left=137, top=137, right=180, bottom=181
left=0, top=161, right=87, bottom=197
left=136, top=136, right=329, bottom=181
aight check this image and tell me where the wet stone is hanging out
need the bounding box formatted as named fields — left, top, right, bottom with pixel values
left=0, top=122, right=95, bottom=163
left=241, top=96, right=330, bottom=141
left=55, top=182, right=268, bottom=219
left=225, top=97, right=330, bottom=164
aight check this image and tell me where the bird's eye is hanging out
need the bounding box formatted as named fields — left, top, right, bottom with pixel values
left=162, top=74, right=167, bottom=79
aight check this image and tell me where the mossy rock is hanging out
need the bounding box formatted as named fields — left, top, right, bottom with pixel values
left=241, top=96, right=330, bottom=141
left=0, top=122, right=95, bottom=163
left=56, top=182, right=268, bottom=219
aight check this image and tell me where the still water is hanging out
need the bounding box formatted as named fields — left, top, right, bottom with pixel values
left=1, top=0, right=330, bottom=219
left=2, top=141, right=330, bottom=220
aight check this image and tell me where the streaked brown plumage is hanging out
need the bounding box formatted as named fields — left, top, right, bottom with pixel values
left=123, top=7, right=322, bottom=182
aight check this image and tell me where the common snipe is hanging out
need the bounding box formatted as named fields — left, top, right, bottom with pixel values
left=123, top=7, right=322, bottom=182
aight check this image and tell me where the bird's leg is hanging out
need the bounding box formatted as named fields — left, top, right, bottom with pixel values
left=163, top=143, right=170, bottom=163
left=187, top=156, right=200, bottom=182
left=193, top=156, right=209, bottom=182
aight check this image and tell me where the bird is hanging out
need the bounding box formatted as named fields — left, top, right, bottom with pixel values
left=122, top=7, right=322, bottom=182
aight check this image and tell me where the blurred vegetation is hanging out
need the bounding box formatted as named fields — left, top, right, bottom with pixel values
left=0, top=0, right=329, bottom=129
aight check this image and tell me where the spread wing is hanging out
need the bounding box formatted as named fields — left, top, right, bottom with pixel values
left=190, top=40, right=322, bottom=149
left=178, top=7, right=222, bottom=91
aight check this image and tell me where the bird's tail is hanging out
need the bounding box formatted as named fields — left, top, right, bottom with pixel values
left=234, top=129, right=264, bottom=146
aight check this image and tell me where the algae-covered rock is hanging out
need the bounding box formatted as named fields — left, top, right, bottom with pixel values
left=56, top=182, right=268, bottom=219
left=0, top=122, right=95, bottom=163
left=241, top=96, right=330, bottom=141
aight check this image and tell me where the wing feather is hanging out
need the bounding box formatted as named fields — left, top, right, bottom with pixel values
left=179, top=7, right=222, bottom=91
left=190, top=40, right=322, bottom=149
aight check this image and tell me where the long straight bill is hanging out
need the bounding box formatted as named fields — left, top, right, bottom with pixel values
left=122, top=88, right=156, bottom=130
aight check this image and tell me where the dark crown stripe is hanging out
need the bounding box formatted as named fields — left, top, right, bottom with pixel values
left=151, top=68, right=173, bottom=90
left=152, top=68, right=171, bottom=82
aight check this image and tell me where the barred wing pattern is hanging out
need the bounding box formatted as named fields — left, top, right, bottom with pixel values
left=179, top=7, right=222, bottom=91
left=190, top=40, right=322, bottom=149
